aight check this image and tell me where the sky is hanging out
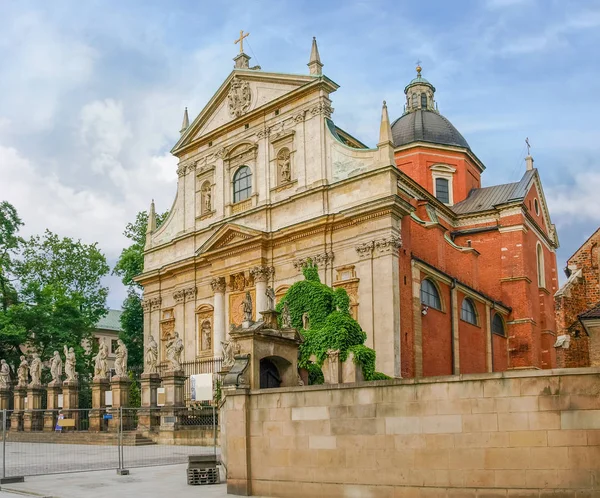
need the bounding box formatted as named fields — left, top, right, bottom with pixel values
left=0, top=0, right=599, bottom=310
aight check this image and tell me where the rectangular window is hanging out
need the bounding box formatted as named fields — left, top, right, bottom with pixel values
left=435, top=177, right=450, bottom=204
left=111, top=339, right=118, bottom=354
left=421, top=94, right=427, bottom=108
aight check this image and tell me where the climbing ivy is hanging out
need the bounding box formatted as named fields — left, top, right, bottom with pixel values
left=277, top=260, right=388, bottom=383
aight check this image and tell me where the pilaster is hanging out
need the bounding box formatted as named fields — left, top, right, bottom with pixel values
left=211, top=277, right=227, bottom=356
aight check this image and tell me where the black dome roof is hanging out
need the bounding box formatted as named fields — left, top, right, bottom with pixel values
left=391, top=109, right=470, bottom=150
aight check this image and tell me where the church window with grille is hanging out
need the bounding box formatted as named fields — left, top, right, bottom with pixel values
left=420, top=279, right=441, bottom=310
left=460, top=298, right=477, bottom=325
left=421, top=93, right=427, bottom=108
left=412, top=93, right=418, bottom=108
left=435, top=177, right=450, bottom=204
left=537, top=242, right=545, bottom=288
left=233, top=166, right=252, bottom=203
left=492, top=314, right=505, bottom=336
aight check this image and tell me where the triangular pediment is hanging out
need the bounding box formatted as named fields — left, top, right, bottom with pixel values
left=196, top=223, right=266, bottom=255
left=172, top=69, right=338, bottom=155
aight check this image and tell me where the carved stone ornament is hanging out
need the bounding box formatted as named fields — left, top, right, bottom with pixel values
left=210, top=277, right=227, bottom=294
left=250, top=265, right=275, bottom=283
left=293, top=252, right=334, bottom=271
left=141, top=299, right=152, bottom=312
left=310, top=102, right=333, bottom=118
left=174, top=286, right=197, bottom=303
left=293, top=111, right=306, bottom=123
left=257, top=126, right=271, bottom=139
left=277, top=148, right=292, bottom=183
left=355, top=241, right=375, bottom=258
left=215, top=147, right=228, bottom=159
left=375, top=235, right=402, bottom=254
left=149, top=297, right=162, bottom=311
left=228, top=77, right=252, bottom=118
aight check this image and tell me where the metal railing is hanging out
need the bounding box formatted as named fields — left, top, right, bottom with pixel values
left=1, top=407, right=218, bottom=480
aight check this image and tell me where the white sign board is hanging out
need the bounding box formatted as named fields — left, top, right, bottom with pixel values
left=157, top=387, right=165, bottom=407
left=190, top=374, right=213, bottom=402
left=57, top=394, right=63, bottom=408
left=105, top=390, right=113, bottom=407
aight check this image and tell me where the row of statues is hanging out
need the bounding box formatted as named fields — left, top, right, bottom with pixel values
left=143, top=332, right=183, bottom=375
left=92, top=338, right=128, bottom=379
left=0, top=345, right=79, bottom=389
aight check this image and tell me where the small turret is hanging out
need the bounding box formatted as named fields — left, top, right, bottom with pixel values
left=307, top=37, right=323, bottom=76
left=145, top=199, right=157, bottom=250
left=180, top=107, right=189, bottom=135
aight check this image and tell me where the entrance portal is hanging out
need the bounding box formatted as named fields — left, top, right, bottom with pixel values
left=259, top=358, right=282, bottom=389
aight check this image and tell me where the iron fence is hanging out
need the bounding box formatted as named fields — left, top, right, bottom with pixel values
left=1, top=407, right=219, bottom=480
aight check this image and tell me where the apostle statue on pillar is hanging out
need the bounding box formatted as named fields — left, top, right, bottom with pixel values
left=242, top=291, right=253, bottom=323
left=265, top=287, right=276, bottom=311
left=221, top=340, right=235, bottom=369
left=50, top=351, right=63, bottom=385
left=64, top=345, right=78, bottom=382
left=145, top=334, right=158, bottom=374
left=0, top=359, right=10, bottom=388
left=281, top=302, right=292, bottom=328
left=16, top=355, right=29, bottom=388
left=166, top=331, right=184, bottom=372
left=114, top=339, right=128, bottom=378
left=29, top=353, right=42, bottom=387
left=93, top=338, right=108, bottom=379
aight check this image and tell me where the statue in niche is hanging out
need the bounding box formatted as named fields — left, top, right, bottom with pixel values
left=64, top=345, right=77, bottom=382
left=221, top=340, right=235, bottom=369
left=29, top=353, right=42, bottom=387
left=302, top=312, right=310, bottom=330
left=0, top=359, right=10, bottom=388
left=265, top=287, right=276, bottom=311
left=281, top=302, right=292, bottom=328
left=145, top=334, right=158, bottom=374
left=93, top=338, right=108, bottom=379
left=166, top=331, right=184, bottom=372
left=278, top=148, right=291, bottom=183
left=114, top=339, right=128, bottom=377
left=202, top=183, right=212, bottom=213
left=17, top=355, right=29, bottom=388
left=50, top=351, right=63, bottom=385
left=242, top=291, right=253, bottom=323
left=201, top=320, right=212, bottom=351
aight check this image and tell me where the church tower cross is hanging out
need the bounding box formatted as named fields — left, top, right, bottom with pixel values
left=235, top=30, right=250, bottom=54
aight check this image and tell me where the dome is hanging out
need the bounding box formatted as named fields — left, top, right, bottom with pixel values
left=391, top=109, right=470, bottom=149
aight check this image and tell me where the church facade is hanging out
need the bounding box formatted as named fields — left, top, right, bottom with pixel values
left=136, top=38, right=559, bottom=378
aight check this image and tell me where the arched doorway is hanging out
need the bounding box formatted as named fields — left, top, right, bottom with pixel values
left=260, top=358, right=282, bottom=389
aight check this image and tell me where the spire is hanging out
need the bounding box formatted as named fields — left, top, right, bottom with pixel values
left=145, top=199, right=156, bottom=249
left=378, top=100, right=393, bottom=146
left=180, top=107, right=189, bottom=135
left=307, top=37, right=323, bottom=76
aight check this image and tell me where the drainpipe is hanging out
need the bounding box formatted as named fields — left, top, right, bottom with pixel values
left=450, top=278, right=457, bottom=375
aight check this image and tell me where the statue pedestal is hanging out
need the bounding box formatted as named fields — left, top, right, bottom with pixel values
left=89, top=378, right=109, bottom=432
left=10, top=387, right=27, bottom=432
left=23, top=386, right=45, bottom=432
left=0, top=386, right=11, bottom=410
left=138, top=373, right=161, bottom=431
left=108, top=376, right=131, bottom=432
left=160, top=370, right=186, bottom=431
left=62, top=380, right=79, bottom=429
left=43, top=383, right=62, bottom=432
left=322, top=350, right=341, bottom=384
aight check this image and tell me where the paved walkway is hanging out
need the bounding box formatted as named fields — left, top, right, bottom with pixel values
left=0, top=464, right=229, bottom=498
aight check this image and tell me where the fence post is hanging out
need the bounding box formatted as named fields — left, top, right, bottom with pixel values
left=212, top=404, right=217, bottom=458
left=117, top=406, right=129, bottom=475
left=2, top=409, right=5, bottom=480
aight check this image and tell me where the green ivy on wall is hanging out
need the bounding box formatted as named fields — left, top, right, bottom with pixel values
left=277, top=260, right=390, bottom=384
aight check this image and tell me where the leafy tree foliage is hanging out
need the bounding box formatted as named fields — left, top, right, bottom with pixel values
left=114, top=208, right=168, bottom=371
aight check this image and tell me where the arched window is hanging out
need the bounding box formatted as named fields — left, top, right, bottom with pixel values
left=420, top=279, right=441, bottom=310
left=460, top=298, right=477, bottom=325
left=412, top=93, right=418, bottom=108
left=534, top=198, right=540, bottom=215
left=421, top=93, right=427, bottom=109
left=537, top=243, right=545, bottom=288
left=492, top=314, right=505, bottom=336
left=435, top=177, right=450, bottom=204
left=233, top=166, right=252, bottom=203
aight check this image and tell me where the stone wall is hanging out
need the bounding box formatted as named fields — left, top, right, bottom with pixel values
left=223, top=368, right=600, bottom=496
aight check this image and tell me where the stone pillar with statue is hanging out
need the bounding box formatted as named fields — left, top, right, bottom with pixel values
left=90, top=339, right=110, bottom=432
left=62, top=345, right=80, bottom=429
left=10, top=356, right=29, bottom=431
left=211, top=277, right=226, bottom=347
left=250, top=266, right=274, bottom=321
left=160, top=331, right=186, bottom=431
left=0, top=359, right=12, bottom=412
left=23, top=353, right=45, bottom=431
left=44, top=351, right=63, bottom=431
left=108, top=340, right=131, bottom=432
left=139, top=334, right=161, bottom=430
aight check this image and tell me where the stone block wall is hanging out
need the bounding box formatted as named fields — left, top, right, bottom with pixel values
left=223, top=368, right=600, bottom=497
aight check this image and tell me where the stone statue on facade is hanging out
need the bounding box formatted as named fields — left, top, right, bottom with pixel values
left=166, top=331, right=184, bottom=372
left=204, top=188, right=212, bottom=213
left=16, top=355, right=29, bottom=388
left=221, top=340, right=235, bottom=369
left=29, top=353, right=42, bottom=387
left=0, top=359, right=10, bottom=388
left=279, top=152, right=291, bottom=183
left=114, top=339, right=128, bottom=378
left=50, top=351, right=63, bottom=385
left=302, top=311, right=310, bottom=330
left=265, top=287, right=276, bottom=311
left=64, top=345, right=77, bottom=382
left=242, top=291, right=253, bottom=322
left=93, top=338, right=108, bottom=379
left=281, top=302, right=292, bottom=328
left=145, top=334, right=158, bottom=374
left=201, top=321, right=212, bottom=351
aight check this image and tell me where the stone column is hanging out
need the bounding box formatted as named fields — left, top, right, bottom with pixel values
left=138, top=372, right=161, bottom=431
left=211, top=277, right=226, bottom=352
left=89, top=378, right=109, bottom=432
left=0, top=386, right=11, bottom=411
left=322, top=349, right=341, bottom=384
left=160, top=370, right=186, bottom=431
left=62, top=379, right=79, bottom=429
left=108, top=376, right=131, bottom=432
left=250, top=266, right=274, bottom=315
left=44, top=382, right=61, bottom=431
left=23, top=385, right=45, bottom=431
left=10, top=386, right=27, bottom=432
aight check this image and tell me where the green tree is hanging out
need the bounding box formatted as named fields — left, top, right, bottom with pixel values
left=114, top=208, right=168, bottom=371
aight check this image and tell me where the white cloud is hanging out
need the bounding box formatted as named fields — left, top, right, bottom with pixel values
left=546, top=172, right=600, bottom=226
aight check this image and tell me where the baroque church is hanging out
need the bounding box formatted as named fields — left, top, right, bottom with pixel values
left=136, top=36, right=560, bottom=379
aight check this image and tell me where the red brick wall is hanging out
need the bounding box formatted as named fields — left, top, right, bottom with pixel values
left=457, top=293, right=486, bottom=374
left=421, top=278, right=452, bottom=377
left=492, top=332, right=508, bottom=371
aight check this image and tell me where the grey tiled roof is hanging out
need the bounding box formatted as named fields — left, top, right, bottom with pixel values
left=580, top=302, right=600, bottom=320
left=95, top=309, right=123, bottom=332
left=391, top=110, right=470, bottom=149
left=452, top=170, right=536, bottom=215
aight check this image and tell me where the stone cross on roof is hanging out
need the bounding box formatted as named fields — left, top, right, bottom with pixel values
left=235, top=30, right=249, bottom=54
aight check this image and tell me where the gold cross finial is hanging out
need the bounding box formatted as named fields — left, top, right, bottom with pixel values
left=235, top=30, right=250, bottom=54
